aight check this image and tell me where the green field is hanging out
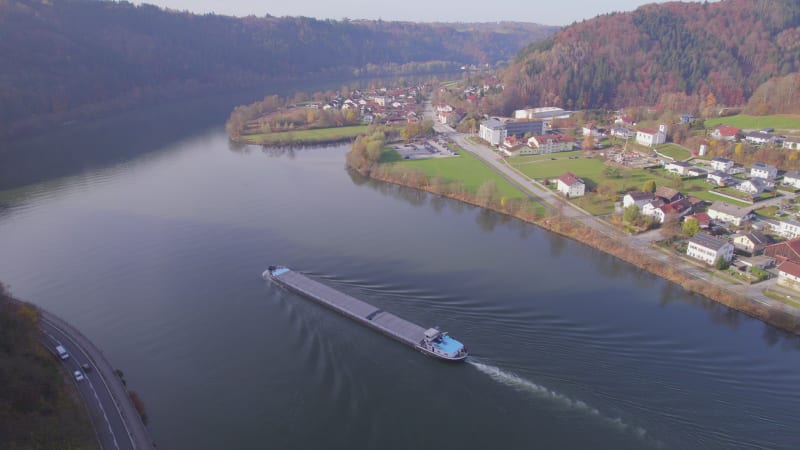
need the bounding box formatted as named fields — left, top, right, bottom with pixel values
left=509, top=150, right=583, bottom=162
left=393, top=149, right=528, bottom=199
left=704, top=114, right=800, bottom=131
left=656, top=144, right=692, bottom=160
left=241, top=125, right=368, bottom=144
left=510, top=157, right=658, bottom=191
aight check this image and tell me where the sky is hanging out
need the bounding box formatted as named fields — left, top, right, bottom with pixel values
left=134, top=0, right=696, bottom=25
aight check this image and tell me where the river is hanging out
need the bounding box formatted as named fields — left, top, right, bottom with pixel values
left=1, top=112, right=799, bottom=449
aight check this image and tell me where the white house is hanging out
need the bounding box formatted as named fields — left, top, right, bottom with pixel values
left=736, top=178, right=769, bottom=195
left=582, top=124, right=602, bottom=138
left=642, top=199, right=665, bottom=218
left=784, top=136, right=800, bottom=150
left=687, top=167, right=707, bottom=177
left=635, top=124, right=667, bottom=147
left=665, top=161, right=691, bottom=176
left=686, top=233, right=734, bottom=265
left=750, top=162, right=777, bottom=180
left=711, top=125, right=739, bottom=141
left=783, top=171, right=800, bottom=189
left=611, top=126, right=635, bottom=139
left=733, top=232, right=772, bottom=254
left=623, top=191, right=655, bottom=209
left=557, top=172, right=585, bottom=198
left=745, top=132, right=776, bottom=146
left=777, top=220, right=800, bottom=239
left=707, top=201, right=753, bottom=227
left=707, top=171, right=730, bottom=186
left=527, top=135, right=575, bottom=154
left=710, top=157, right=734, bottom=173
left=653, top=198, right=692, bottom=224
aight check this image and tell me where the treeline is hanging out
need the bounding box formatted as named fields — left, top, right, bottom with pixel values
left=744, top=73, right=800, bottom=115
left=0, top=0, right=555, bottom=141
left=0, top=283, right=95, bottom=449
left=499, top=0, right=800, bottom=113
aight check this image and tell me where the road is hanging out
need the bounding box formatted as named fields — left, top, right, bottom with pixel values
left=424, top=103, right=800, bottom=321
left=40, top=310, right=155, bottom=450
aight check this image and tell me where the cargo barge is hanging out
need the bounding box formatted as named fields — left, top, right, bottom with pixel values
left=263, top=266, right=467, bottom=361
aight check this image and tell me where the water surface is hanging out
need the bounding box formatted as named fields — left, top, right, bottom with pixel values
left=1, top=128, right=799, bottom=449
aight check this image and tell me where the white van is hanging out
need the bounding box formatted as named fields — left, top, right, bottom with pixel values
left=55, top=345, right=69, bottom=360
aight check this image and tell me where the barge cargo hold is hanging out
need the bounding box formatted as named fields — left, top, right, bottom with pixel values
left=263, top=266, right=467, bottom=362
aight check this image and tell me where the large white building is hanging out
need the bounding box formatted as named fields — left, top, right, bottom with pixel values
left=707, top=201, right=753, bottom=226
left=479, top=118, right=506, bottom=146
left=527, top=135, right=575, bottom=154
left=635, top=124, right=667, bottom=147
left=687, top=233, right=734, bottom=265
left=750, top=162, right=777, bottom=180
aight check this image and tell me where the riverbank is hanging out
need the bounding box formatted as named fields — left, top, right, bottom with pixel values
left=351, top=159, right=800, bottom=335
left=235, top=125, right=369, bottom=146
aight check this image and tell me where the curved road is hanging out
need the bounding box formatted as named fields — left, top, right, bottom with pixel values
left=40, top=310, right=155, bottom=450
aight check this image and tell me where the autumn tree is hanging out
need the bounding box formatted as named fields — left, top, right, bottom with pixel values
left=682, top=217, right=700, bottom=237
left=476, top=180, right=499, bottom=207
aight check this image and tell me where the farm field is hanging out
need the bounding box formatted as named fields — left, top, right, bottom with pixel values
left=705, top=114, right=800, bottom=131
left=393, top=148, right=528, bottom=199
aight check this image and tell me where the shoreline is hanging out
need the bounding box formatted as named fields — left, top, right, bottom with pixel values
left=358, top=167, right=800, bottom=335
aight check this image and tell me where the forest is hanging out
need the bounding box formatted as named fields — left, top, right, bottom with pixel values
left=0, top=283, right=95, bottom=449
left=499, top=0, right=800, bottom=114
left=0, top=0, right=555, bottom=142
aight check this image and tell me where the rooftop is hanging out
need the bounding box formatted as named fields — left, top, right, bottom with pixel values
left=778, top=260, right=800, bottom=278
left=709, top=201, right=753, bottom=218
left=689, top=233, right=730, bottom=251
left=558, top=172, right=583, bottom=186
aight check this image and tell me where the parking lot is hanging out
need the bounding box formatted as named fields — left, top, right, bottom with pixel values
left=393, top=138, right=459, bottom=160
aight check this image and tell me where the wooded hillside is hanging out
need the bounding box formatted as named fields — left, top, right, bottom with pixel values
left=499, top=0, right=800, bottom=113
left=0, top=0, right=555, bottom=141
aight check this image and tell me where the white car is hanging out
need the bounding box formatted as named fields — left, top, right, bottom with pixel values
left=74, top=370, right=85, bottom=382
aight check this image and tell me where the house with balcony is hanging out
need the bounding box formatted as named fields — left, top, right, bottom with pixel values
left=710, top=157, right=734, bottom=173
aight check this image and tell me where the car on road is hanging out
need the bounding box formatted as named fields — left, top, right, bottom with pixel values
left=81, top=363, right=92, bottom=373
left=74, top=370, right=85, bottom=381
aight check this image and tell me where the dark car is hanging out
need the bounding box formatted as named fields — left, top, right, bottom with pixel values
left=81, top=363, right=92, bottom=372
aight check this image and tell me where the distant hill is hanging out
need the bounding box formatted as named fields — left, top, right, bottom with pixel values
left=499, top=0, right=800, bottom=113
left=0, top=1, right=554, bottom=141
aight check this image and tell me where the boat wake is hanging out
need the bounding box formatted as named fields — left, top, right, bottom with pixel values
left=468, top=359, right=655, bottom=444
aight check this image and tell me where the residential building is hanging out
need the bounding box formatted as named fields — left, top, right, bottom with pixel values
left=687, top=167, right=707, bottom=177
left=611, top=126, right=635, bottom=139
left=642, top=199, right=665, bottom=217
left=679, top=113, right=695, bottom=124
left=557, top=172, right=585, bottom=198
left=665, top=161, right=691, bottom=176
left=653, top=198, right=692, bottom=224
left=685, top=212, right=711, bottom=229
left=783, top=171, right=800, bottom=189
left=582, top=124, right=602, bottom=138
left=711, top=125, right=739, bottom=141
left=784, top=136, right=800, bottom=150
left=745, top=132, right=777, bottom=146
left=707, top=201, right=753, bottom=226
left=686, top=233, right=734, bottom=265
left=654, top=186, right=684, bottom=203
left=765, top=238, right=800, bottom=264
left=777, top=260, right=800, bottom=290
left=635, top=124, right=667, bottom=147
left=736, top=178, right=769, bottom=195
left=777, top=220, right=800, bottom=239
left=527, top=135, right=575, bottom=154
left=750, top=162, right=777, bottom=180
left=710, top=157, right=734, bottom=173
left=707, top=171, right=731, bottom=186
left=623, top=191, right=654, bottom=209
left=733, top=232, right=773, bottom=255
